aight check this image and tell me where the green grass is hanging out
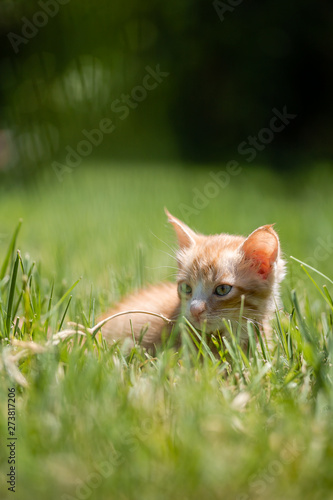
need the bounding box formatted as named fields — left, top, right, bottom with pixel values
left=1, top=163, right=333, bottom=500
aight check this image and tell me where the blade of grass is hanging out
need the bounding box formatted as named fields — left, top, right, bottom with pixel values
left=180, top=326, right=198, bottom=362
left=323, top=285, right=333, bottom=307
left=41, top=277, right=81, bottom=321
left=299, top=265, right=333, bottom=312
left=183, top=325, right=201, bottom=350
left=247, top=321, right=259, bottom=367
left=290, top=255, right=333, bottom=286
left=58, top=295, right=72, bottom=331
left=237, top=345, right=251, bottom=369
left=236, top=294, right=245, bottom=341
left=251, top=361, right=272, bottom=387
left=12, top=291, right=23, bottom=320
left=44, top=280, right=54, bottom=336
left=6, top=250, right=20, bottom=337
left=138, top=325, right=149, bottom=345
left=275, top=309, right=289, bottom=358
left=222, top=320, right=239, bottom=362
left=183, top=317, right=216, bottom=362
left=0, top=219, right=22, bottom=280
left=13, top=316, right=21, bottom=338
left=223, top=319, right=245, bottom=371
left=256, top=324, right=270, bottom=363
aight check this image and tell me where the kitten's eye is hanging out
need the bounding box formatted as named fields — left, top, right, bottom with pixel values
left=215, top=284, right=232, bottom=296
left=178, top=283, right=192, bottom=295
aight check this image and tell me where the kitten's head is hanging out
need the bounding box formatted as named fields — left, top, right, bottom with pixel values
left=166, top=209, right=285, bottom=337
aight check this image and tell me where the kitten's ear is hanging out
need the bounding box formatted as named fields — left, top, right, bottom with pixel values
left=165, top=209, right=197, bottom=249
left=241, top=225, right=279, bottom=279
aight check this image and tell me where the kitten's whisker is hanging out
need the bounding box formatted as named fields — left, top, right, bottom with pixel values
left=145, top=265, right=178, bottom=271
left=150, top=231, right=176, bottom=255
left=157, top=249, right=178, bottom=261
left=204, top=312, right=264, bottom=329
left=205, top=308, right=259, bottom=319
left=240, top=317, right=264, bottom=329
left=219, top=307, right=259, bottom=312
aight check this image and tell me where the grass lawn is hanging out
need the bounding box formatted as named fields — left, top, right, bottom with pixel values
left=0, top=162, right=333, bottom=500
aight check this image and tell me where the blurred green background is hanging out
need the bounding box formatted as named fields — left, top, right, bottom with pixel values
left=0, top=0, right=332, bottom=298
left=0, top=0, right=333, bottom=180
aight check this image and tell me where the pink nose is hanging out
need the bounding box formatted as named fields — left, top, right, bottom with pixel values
left=190, top=300, right=206, bottom=321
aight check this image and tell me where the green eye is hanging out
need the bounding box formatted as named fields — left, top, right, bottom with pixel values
left=215, top=284, right=232, bottom=296
left=179, top=283, right=192, bottom=295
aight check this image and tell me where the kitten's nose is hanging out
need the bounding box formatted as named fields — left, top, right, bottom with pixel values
left=190, top=300, right=206, bottom=322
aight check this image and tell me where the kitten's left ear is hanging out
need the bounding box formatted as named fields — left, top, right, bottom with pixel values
left=241, top=225, right=279, bottom=279
left=165, top=209, right=198, bottom=249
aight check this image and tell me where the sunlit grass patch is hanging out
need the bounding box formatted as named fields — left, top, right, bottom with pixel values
left=0, top=216, right=333, bottom=499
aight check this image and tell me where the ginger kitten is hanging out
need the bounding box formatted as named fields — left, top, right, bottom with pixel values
left=100, top=210, right=285, bottom=350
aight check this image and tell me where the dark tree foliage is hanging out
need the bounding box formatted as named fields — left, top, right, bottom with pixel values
left=0, top=0, right=332, bottom=179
